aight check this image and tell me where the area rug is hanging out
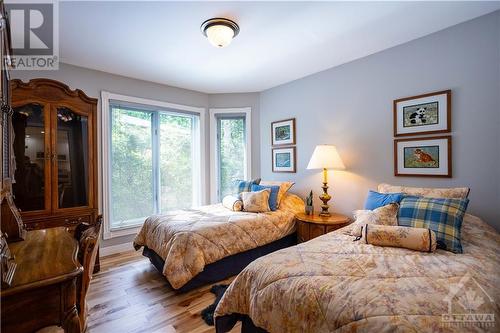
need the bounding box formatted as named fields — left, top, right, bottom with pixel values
left=201, top=284, right=229, bottom=326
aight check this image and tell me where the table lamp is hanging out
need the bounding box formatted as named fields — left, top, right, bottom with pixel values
left=306, top=145, right=345, bottom=216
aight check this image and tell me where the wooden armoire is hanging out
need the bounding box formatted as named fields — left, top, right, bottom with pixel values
left=10, top=79, right=98, bottom=237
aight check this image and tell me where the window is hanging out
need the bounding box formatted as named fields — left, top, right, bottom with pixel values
left=102, top=92, right=205, bottom=238
left=210, top=108, right=251, bottom=203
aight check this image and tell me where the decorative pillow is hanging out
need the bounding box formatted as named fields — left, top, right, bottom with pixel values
left=398, top=196, right=469, bottom=253
left=378, top=183, right=470, bottom=199
left=232, top=178, right=261, bottom=197
left=259, top=181, right=295, bottom=208
left=222, top=195, right=243, bottom=211
left=241, top=189, right=271, bottom=213
left=348, top=203, right=399, bottom=237
left=357, top=224, right=437, bottom=252
left=278, top=193, right=306, bottom=214
left=251, top=184, right=280, bottom=211
left=364, top=190, right=404, bottom=210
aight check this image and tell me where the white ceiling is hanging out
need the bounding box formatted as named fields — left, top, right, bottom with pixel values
left=59, top=1, right=500, bottom=93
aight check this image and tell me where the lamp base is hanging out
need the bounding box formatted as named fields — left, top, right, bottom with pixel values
left=319, top=182, right=331, bottom=217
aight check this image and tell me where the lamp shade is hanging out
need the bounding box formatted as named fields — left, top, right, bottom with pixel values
left=307, top=145, right=345, bottom=170
left=205, top=24, right=235, bottom=48
left=201, top=18, right=240, bottom=48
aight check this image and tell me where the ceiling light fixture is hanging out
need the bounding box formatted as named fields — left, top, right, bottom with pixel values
left=201, top=18, right=239, bottom=48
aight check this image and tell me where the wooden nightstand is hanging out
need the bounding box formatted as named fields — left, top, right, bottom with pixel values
left=295, top=212, right=351, bottom=243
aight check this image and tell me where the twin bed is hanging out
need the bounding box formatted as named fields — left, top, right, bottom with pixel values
left=133, top=192, right=304, bottom=291
left=134, top=184, right=500, bottom=332
left=214, top=213, right=499, bottom=332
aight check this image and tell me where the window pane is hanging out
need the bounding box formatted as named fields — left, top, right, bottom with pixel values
left=110, top=107, right=153, bottom=228
left=159, top=113, right=194, bottom=213
left=218, top=117, right=245, bottom=199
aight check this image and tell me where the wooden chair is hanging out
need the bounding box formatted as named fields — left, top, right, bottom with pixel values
left=74, top=216, right=102, bottom=331
left=35, top=216, right=101, bottom=333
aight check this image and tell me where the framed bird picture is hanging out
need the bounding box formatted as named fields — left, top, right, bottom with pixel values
left=393, top=90, right=451, bottom=137
left=394, top=136, right=451, bottom=177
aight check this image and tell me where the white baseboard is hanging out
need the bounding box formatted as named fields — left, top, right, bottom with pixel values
left=100, top=242, right=135, bottom=257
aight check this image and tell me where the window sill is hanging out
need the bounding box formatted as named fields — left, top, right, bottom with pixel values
left=103, top=224, right=142, bottom=240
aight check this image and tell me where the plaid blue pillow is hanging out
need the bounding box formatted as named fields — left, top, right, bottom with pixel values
left=398, top=196, right=469, bottom=253
left=232, top=178, right=261, bottom=197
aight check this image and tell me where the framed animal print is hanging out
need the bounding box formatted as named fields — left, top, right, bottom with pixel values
left=272, top=147, right=296, bottom=173
left=394, top=136, right=451, bottom=177
left=271, top=118, right=295, bottom=146
left=393, top=90, right=451, bottom=137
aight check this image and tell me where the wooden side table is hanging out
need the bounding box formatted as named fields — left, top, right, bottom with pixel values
left=295, top=212, right=351, bottom=243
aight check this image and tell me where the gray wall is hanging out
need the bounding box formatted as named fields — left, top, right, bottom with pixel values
left=11, top=64, right=260, bottom=247
left=10, top=10, right=500, bottom=251
left=260, top=11, right=500, bottom=230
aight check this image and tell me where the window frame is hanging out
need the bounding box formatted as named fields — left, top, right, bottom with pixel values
left=101, top=91, right=206, bottom=239
left=209, top=107, right=251, bottom=204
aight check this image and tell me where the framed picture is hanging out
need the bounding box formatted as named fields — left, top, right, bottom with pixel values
left=272, top=147, right=296, bottom=173
left=394, top=136, right=451, bottom=178
left=271, top=118, right=295, bottom=146
left=393, top=90, right=451, bottom=137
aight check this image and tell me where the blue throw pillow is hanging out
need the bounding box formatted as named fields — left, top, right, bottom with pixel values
left=251, top=184, right=280, bottom=211
left=232, top=178, right=261, bottom=197
left=398, top=196, right=469, bottom=253
left=364, top=190, right=404, bottom=210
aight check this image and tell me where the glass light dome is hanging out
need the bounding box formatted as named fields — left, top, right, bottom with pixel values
left=201, top=18, right=240, bottom=48
left=205, top=24, right=235, bottom=48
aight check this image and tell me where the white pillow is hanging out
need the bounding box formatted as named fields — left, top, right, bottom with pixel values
left=347, top=203, right=399, bottom=237
left=222, top=195, right=243, bottom=211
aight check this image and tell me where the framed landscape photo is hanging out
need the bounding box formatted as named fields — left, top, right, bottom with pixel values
left=271, top=118, right=296, bottom=146
left=394, top=136, right=451, bottom=177
left=394, top=90, right=451, bottom=137
left=272, top=147, right=296, bottom=173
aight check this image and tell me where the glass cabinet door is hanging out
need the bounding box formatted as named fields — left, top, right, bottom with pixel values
left=54, top=106, right=89, bottom=209
left=11, top=103, right=50, bottom=212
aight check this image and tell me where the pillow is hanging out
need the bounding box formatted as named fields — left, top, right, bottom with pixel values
left=222, top=195, right=243, bottom=211
left=378, top=183, right=470, bottom=199
left=259, top=181, right=295, bottom=208
left=348, top=203, right=399, bottom=237
left=398, top=196, right=469, bottom=253
left=241, top=189, right=271, bottom=213
left=251, top=184, right=280, bottom=211
left=232, top=178, right=261, bottom=197
left=357, top=224, right=437, bottom=252
left=364, top=190, right=404, bottom=210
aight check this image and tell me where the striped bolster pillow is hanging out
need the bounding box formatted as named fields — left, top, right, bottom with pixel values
left=358, top=224, right=437, bottom=252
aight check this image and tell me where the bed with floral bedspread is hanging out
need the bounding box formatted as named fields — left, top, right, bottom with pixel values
left=215, top=214, right=500, bottom=333
left=133, top=193, right=304, bottom=290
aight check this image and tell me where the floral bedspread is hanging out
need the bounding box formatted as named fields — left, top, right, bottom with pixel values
left=215, top=214, right=500, bottom=332
left=133, top=194, right=304, bottom=289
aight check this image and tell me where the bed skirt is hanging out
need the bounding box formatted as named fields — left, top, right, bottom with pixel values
left=216, top=314, right=268, bottom=333
left=142, top=232, right=297, bottom=293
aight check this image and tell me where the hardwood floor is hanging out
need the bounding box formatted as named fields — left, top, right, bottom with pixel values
left=87, top=250, right=240, bottom=333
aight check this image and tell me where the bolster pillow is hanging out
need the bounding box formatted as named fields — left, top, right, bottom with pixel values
left=222, top=195, right=243, bottom=211
left=359, top=224, right=437, bottom=252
